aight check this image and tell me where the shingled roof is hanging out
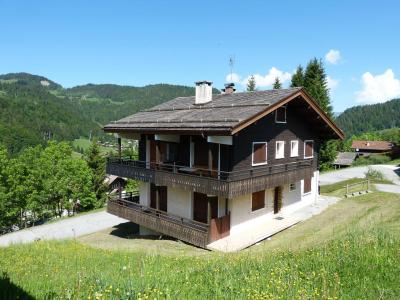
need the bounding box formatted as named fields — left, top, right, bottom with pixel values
left=104, top=87, right=344, bottom=139
left=351, top=140, right=394, bottom=151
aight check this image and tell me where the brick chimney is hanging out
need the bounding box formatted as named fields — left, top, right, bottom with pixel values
left=195, top=81, right=213, bottom=104
left=222, top=83, right=236, bottom=94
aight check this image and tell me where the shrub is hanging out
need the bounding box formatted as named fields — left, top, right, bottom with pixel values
left=353, top=154, right=391, bottom=166
left=364, top=167, right=385, bottom=181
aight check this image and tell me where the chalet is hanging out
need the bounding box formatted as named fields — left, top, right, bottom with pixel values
left=104, top=81, right=344, bottom=250
left=351, top=140, right=396, bottom=156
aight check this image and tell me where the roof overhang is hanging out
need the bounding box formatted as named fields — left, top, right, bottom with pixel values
left=231, top=88, right=344, bottom=140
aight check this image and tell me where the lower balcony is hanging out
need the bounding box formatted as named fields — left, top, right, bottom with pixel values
left=107, top=196, right=230, bottom=248
left=106, top=157, right=314, bottom=198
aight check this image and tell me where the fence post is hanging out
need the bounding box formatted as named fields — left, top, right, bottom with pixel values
left=367, top=179, right=370, bottom=191
left=346, top=184, right=349, bottom=195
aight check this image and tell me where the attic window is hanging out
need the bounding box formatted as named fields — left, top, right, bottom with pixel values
left=275, top=106, right=286, bottom=123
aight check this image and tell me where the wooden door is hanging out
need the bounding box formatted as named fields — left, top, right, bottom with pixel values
left=274, top=186, right=282, bottom=214
left=193, top=192, right=208, bottom=223
left=150, top=183, right=157, bottom=209
left=158, top=186, right=168, bottom=212
left=208, top=196, right=218, bottom=219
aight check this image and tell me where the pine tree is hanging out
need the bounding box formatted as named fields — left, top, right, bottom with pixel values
left=291, top=65, right=304, bottom=87
left=273, top=77, right=282, bottom=89
left=247, top=75, right=256, bottom=92
left=85, top=140, right=107, bottom=206
left=303, top=58, right=333, bottom=117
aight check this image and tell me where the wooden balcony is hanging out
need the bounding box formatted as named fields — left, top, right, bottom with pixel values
left=107, top=197, right=211, bottom=248
left=106, top=157, right=314, bottom=198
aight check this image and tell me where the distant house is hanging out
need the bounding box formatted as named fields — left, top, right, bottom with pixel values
left=351, top=140, right=395, bottom=156
left=103, top=81, right=344, bottom=249
left=333, top=152, right=357, bottom=168
left=104, top=175, right=127, bottom=194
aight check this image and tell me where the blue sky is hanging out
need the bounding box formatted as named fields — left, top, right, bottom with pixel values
left=1, top=0, right=400, bottom=112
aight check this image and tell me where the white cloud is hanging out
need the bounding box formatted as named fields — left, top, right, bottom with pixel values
left=356, top=69, right=400, bottom=103
left=241, top=67, right=292, bottom=88
left=327, top=76, right=339, bottom=91
left=225, top=72, right=241, bottom=83
left=325, top=49, right=341, bottom=65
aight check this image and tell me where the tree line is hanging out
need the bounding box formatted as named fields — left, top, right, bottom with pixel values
left=0, top=141, right=107, bottom=234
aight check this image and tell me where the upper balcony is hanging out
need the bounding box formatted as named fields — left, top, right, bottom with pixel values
left=106, top=157, right=314, bottom=198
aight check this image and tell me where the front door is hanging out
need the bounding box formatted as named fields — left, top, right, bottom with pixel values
left=193, top=192, right=218, bottom=223
left=274, top=186, right=282, bottom=214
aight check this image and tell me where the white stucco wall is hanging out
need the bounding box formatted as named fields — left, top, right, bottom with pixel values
left=230, top=170, right=320, bottom=234
left=139, top=182, right=150, bottom=206
left=230, top=188, right=275, bottom=235
left=167, top=187, right=192, bottom=219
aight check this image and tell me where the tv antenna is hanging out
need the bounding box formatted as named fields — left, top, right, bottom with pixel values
left=228, top=55, right=235, bottom=81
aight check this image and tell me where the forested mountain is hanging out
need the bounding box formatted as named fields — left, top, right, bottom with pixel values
left=63, top=83, right=205, bottom=125
left=0, top=73, right=210, bottom=154
left=335, top=99, right=400, bottom=137
left=0, top=79, right=98, bottom=154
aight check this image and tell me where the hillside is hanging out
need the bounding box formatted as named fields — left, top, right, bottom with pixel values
left=335, top=98, right=400, bottom=137
left=0, top=73, right=206, bottom=154
left=1, top=191, right=399, bottom=298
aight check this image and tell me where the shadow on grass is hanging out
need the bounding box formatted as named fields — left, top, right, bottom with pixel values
left=0, top=272, right=36, bottom=300
left=109, top=222, right=176, bottom=241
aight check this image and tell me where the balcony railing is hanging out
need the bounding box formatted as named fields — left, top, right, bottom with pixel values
left=107, top=197, right=211, bottom=248
left=107, top=157, right=314, bottom=198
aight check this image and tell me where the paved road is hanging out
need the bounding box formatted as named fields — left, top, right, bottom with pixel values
left=319, top=164, right=400, bottom=194
left=319, top=165, right=400, bottom=186
left=0, top=211, right=127, bottom=247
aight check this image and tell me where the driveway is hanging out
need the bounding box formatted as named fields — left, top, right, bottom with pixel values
left=0, top=211, right=127, bottom=247
left=319, top=164, right=400, bottom=194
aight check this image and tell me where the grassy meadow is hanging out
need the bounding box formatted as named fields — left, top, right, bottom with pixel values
left=1, top=191, right=400, bottom=299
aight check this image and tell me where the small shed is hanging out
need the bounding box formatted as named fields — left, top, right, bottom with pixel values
left=333, top=152, right=357, bottom=168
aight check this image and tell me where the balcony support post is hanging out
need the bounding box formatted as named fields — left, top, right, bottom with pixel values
left=207, top=198, right=211, bottom=224
left=117, top=137, right=122, bottom=160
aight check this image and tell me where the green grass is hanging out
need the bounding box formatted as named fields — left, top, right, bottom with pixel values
left=1, top=191, right=400, bottom=299
left=320, top=177, right=392, bottom=197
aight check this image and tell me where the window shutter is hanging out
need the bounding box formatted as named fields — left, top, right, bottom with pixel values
left=253, top=143, right=266, bottom=164
left=252, top=190, right=265, bottom=211
left=305, top=141, right=313, bottom=157
left=303, top=177, right=312, bottom=194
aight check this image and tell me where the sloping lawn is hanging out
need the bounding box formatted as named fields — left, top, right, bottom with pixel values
left=1, top=192, right=400, bottom=299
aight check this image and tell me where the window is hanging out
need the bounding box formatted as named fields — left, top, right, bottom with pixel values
left=252, top=142, right=267, bottom=165
left=252, top=190, right=265, bottom=211
left=303, top=177, right=312, bottom=194
left=275, top=106, right=286, bottom=123
left=304, top=140, right=314, bottom=158
left=290, top=140, right=299, bottom=157
left=289, top=183, right=296, bottom=191
left=275, top=141, right=285, bottom=159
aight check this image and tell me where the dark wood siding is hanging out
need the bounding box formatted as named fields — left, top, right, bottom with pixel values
left=232, top=103, right=320, bottom=173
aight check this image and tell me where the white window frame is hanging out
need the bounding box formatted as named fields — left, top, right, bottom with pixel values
left=289, top=183, right=296, bottom=192
left=252, top=142, right=268, bottom=166
left=290, top=140, right=299, bottom=157
left=275, top=141, right=285, bottom=159
left=304, top=140, right=314, bottom=159
left=275, top=106, right=287, bottom=123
